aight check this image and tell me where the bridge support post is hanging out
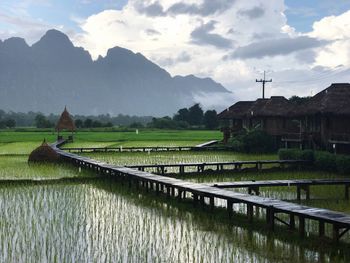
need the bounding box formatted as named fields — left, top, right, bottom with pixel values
left=227, top=200, right=233, bottom=219
left=210, top=197, right=214, bottom=211
left=319, top=221, right=325, bottom=237
left=266, top=206, right=275, bottom=230
left=299, top=216, right=305, bottom=237
left=289, top=214, right=295, bottom=230
left=247, top=204, right=254, bottom=222
left=333, top=225, right=340, bottom=242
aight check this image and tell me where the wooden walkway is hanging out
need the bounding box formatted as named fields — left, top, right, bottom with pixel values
left=61, top=145, right=230, bottom=153
left=127, top=160, right=307, bottom=175
left=51, top=140, right=350, bottom=243
left=209, top=179, right=350, bottom=200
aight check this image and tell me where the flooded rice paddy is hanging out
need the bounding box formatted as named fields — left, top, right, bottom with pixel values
left=0, top=147, right=349, bottom=262
left=0, top=179, right=348, bottom=263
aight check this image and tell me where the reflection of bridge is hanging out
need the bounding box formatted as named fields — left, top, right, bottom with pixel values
left=52, top=140, right=350, bottom=243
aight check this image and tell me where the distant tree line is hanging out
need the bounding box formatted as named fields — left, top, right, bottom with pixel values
left=147, top=104, right=219, bottom=130
left=0, top=109, right=152, bottom=128
left=0, top=104, right=218, bottom=130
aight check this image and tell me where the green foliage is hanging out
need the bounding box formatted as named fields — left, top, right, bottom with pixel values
left=314, top=151, right=337, bottom=172
left=188, top=104, right=204, bottom=125
left=278, top=149, right=314, bottom=161
left=228, top=129, right=276, bottom=153
left=336, top=155, right=350, bottom=174
left=173, top=108, right=190, bottom=123
left=203, top=110, right=218, bottom=130
left=35, top=114, right=54, bottom=128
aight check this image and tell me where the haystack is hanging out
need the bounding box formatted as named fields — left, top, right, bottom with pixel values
left=28, top=140, right=60, bottom=163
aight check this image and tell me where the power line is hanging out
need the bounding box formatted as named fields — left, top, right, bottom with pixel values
left=256, top=71, right=272, bottom=99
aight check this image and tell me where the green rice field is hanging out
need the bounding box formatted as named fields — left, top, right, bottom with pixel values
left=0, top=130, right=349, bottom=262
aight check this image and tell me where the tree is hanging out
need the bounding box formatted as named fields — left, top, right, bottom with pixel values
left=35, top=114, right=53, bottom=128
left=289, top=95, right=311, bottom=105
left=203, top=110, right=218, bottom=129
left=75, top=119, right=84, bottom=128
left=5, top=119, right=16, bottom=128
left=173, top=108, right=190, bottom=123
left=92, top=120, right=102, bottom=128
left=84, top=118, right=93, bottom=128
left=188, top=104, right=203, bottom=125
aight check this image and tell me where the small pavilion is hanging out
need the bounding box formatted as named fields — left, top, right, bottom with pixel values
left=56, top=107, right=76, bottom=141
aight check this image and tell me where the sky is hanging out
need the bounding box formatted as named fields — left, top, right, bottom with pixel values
left=1, top=0, right=350, bottom=109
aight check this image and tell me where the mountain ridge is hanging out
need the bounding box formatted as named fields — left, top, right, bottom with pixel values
left=0, top=29, right=229, bottom=116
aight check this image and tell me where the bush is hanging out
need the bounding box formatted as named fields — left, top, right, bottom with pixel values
left=278, top=149, right=314, bottom=162
left=228, top=129, right=276, bottom=153
left=336, top=155, right=350, bottom=174
left=314, top=151, right=337, bottom=172
left=242, top=130, right=276, bottom=153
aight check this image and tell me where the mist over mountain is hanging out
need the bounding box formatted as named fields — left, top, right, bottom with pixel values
left=0, top=29, right=229, bottom=116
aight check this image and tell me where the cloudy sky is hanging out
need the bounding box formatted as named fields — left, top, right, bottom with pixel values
left=1, top=0, right=350, bottom=108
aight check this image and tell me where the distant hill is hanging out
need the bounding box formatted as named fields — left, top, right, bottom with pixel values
left=0, top=29, right=229, bottom=116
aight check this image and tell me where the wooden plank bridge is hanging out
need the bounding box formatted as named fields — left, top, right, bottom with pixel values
left=52, top=140, right=350, bottom=243
left=208, top=179, right=350, bottom=200
left=127, top=160, right=307, bottom=175
left=60, top=141, right=232, bottom=153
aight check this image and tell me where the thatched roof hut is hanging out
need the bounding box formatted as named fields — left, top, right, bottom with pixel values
left=248, top=96, right=294, bottom=117
left=295, top=83, right=350, bottom=116
left=28, top=140, right=60, bottom=163
left=218, top=97, right=293, bottom=119
left=218, top=101, right=254, bottom=119
left=55, top=107, right=76, bottom=132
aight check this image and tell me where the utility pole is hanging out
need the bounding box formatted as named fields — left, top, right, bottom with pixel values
left=256, top=71, right=272, bottom=99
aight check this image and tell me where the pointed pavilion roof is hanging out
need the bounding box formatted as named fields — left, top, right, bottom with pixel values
left=55, top=107, right=76, bottom=132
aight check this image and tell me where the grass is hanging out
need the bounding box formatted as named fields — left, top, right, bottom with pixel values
left=0, top=129, right=221, bottom=154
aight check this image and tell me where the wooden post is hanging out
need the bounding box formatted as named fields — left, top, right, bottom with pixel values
left=297, top=186, right=301, bottom=201
left=200, top=195, right=205, bottom=207
left=227, top=200, right=233, bottom=218
left=289, top=214, right=295, bottom=230
left=319, top=221, right=325, bottom=237
left=266, top=206, right=275, bottom=230
left=305, top=185, right=310, bottom=200
left=166, top=186, right=171, bottom=198
left=193, top=193, right=198, bottom=206
left=299, top=216, right=305, bottom=237
left=177, top=190, right=182, bottom=201
left=333, top=225, right=340, bottom=242
left=247, top=204, right=254, bottom=222
left=210, top=197, right=214, bottom=211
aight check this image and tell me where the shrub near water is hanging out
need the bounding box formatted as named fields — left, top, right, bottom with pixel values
left=278, top=149, right=314, bottom=162
left=336, top=155, right=350, bottom=174
left=228, top=130, right=276, bottom=153
left=314, top=151, right=337, bottom=172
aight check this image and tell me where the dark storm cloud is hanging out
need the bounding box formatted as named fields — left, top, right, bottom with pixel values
left=238, top=6, right=265, bottom=19
left=135, top=0, right=236, bottom=17
left=168, top=0, right=235, bottom=16
left=231, top=36, right=328, bottom=59
left=135, top=1, right=165, bottom=17
left=191, top=21, right=232, bottom=49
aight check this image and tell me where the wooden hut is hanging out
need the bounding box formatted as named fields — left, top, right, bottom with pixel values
left=56, top=107, right=76, bottom=141
left=28, top=140, right=60, bottom=163
left=218, top=97, right=296, bottom=144
left=289, top=83, right=350, bottom=152
left=218, top=101, right=253, bottom=143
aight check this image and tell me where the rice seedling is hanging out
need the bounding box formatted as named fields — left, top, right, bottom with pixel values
left=0, top=180, right=347, bottom=263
